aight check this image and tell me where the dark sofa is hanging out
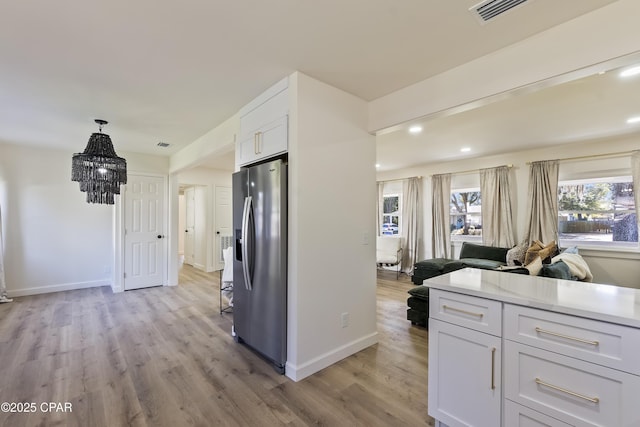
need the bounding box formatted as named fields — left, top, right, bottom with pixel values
left=411, top=242, right=511, bottom=285
left=407, top=242, right=519, bottom=327
left=407, top=242, right=575, bottom=327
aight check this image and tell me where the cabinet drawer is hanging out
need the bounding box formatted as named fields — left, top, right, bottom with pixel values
left=504, top=304, right=640, bottom=375
left=430, top=289, right=502, bottom=336
left=504, top=341, right=640, bottom=427
left=504, top=400, right=572, bottom=427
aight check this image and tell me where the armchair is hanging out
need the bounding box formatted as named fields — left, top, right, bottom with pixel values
left=376, top=236, right=403, bottom=278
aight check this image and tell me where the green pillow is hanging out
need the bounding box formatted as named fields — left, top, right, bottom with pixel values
left=541, top=261, right=574, bottom=280
left=408, top=285, right=430, bottom=298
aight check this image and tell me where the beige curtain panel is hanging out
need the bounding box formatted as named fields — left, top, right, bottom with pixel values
left=480, top=166, right=516, bottom=248
left=524, top=160, right=559, bottom=245
left=432, top=173, right=452, bottom=259
left=377, top=182, right=384, bottom=236
left=401, top=177, right=421, bottom=274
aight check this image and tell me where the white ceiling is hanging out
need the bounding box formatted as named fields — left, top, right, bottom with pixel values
left=0, top=0, right=618, bottom=170
left=376, top=59, right=640, bottom=171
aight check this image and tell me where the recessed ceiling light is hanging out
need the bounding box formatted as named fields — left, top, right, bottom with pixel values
left=408, top=125, right=423, bottom=134
left=460, top=147, right=471, bottom=152
left=627, top=116, right=640, bottom=124
left=375, top=163, right=381, bottom=168
left=620, top=66, right=640, bottom=78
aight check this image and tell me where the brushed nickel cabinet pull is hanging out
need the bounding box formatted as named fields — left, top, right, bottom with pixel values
left=254, top=132, right=259, bottom=154
left=490, top=347, right=496, bottom=390
left=255, top=131, right=263, bottom=154
left=535, top=378, right=599, bottom=404
left=535, top=327, right=599, bottom=346
left=442, top=304, right=484, bottom=318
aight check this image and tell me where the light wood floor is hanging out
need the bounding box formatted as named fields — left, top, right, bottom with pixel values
left=0, top=266, right=433, bottom=427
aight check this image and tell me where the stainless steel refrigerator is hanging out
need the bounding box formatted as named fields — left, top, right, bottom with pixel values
left=232, top=158, right=287, bottom=374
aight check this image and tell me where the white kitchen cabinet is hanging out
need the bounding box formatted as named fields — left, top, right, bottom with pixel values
left=504, top=400, right=572, bottom=427
left=504, top=340, right=640, bottom=427
left=237, top=115, right=287, bottom=166
left=237, top=78, right=288, bottom=167
left=425, top=269, right=640, bottom=427
left=504, top=304, right=640, bottom=427
left=428, top=290, right=502, bottom=427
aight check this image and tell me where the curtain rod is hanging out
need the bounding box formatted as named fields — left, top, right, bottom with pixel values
left=526, top=150, right=636, bottom=165
left=430, top=164, right=513, bottom=178
left=378, top=175, right=422, bottom=183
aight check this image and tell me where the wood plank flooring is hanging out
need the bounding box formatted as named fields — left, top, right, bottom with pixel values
left=0, top=266, right=433, bottom=427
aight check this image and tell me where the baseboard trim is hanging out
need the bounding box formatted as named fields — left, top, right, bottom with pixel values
left=7, top=279, right=111, bottom=298
left=285, top=331, right=379, bottom=382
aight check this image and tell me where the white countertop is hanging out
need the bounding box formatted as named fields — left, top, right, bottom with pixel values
left=423, top=268, right=640, bottom=329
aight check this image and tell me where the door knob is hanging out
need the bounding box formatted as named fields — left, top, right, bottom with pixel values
left=157, top=235, right=163, bottom=239
left=216, top=231, right=220, bottom=235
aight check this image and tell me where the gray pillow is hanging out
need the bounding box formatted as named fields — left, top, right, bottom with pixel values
left=541, top=260, right=574, bottom=280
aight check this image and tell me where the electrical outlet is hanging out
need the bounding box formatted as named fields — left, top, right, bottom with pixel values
left=341, top=312, right=349, bottom=328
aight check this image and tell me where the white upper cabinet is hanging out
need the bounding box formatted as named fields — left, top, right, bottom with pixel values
left=237, top=77, right=289, bottom=167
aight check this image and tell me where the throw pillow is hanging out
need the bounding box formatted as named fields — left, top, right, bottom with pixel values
left=524, top=256, right=543, bottom=276
left=561, top=246, right=579, bottom=255
left=523, top=241, right=543, bottom=265
left=541, top=260, right=574, bottom=280
left=524, top=240, right=558, bottom=265
left=506, top=244, right=527, bottom=266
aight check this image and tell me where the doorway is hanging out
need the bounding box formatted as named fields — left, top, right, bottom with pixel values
left=123, top=174, right=167, bottom=290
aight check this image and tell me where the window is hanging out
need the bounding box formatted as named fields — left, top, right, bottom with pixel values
left=450, top=189, right=482, bottom=239
left=382, top=194, right=401, bottom=235
left=558, top=177, right=637, bottom=247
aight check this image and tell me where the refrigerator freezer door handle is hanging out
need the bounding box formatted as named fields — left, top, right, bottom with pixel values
left=241, top=196, right=253, bottom=291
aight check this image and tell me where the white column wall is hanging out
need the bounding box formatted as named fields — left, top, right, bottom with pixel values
left=286, top=72, right=378, bottom=380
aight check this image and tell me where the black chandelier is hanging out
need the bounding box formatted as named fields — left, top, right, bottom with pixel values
left=71, top=119, right=127, bottom=205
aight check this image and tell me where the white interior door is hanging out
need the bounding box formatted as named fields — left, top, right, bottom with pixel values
left=214, top=185, right=232, bottom=271
left=124, top=175, right=166, bottom=290
left=178, top=193, right=185, bottom=258
left=184, top=187, right=195, bottom=266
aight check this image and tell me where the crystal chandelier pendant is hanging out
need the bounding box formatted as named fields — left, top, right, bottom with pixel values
left=71, top=119, right=127, bottom=205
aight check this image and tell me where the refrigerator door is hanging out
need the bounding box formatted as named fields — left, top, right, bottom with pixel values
left=232, top=159, right=287, bottom=372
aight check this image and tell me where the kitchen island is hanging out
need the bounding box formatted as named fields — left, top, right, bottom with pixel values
left=423, top=268, right=640, bottom=427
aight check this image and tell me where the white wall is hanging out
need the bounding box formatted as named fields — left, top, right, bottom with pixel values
left=0, top=142, right=169, bottom=297
left=169, top=114, right=238, bottom=173
left=287, top=72, right=378, bottom=380
left=0, top=143, right=112, bottom=296
left=177, top=167, right=232, bottom=272
left=377, top=135, right=640, bottom=288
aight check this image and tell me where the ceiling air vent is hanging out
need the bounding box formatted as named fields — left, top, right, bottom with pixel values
left=470, top=0, right=531, bottom=23
left=157, top=142, right=170, bottom=148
